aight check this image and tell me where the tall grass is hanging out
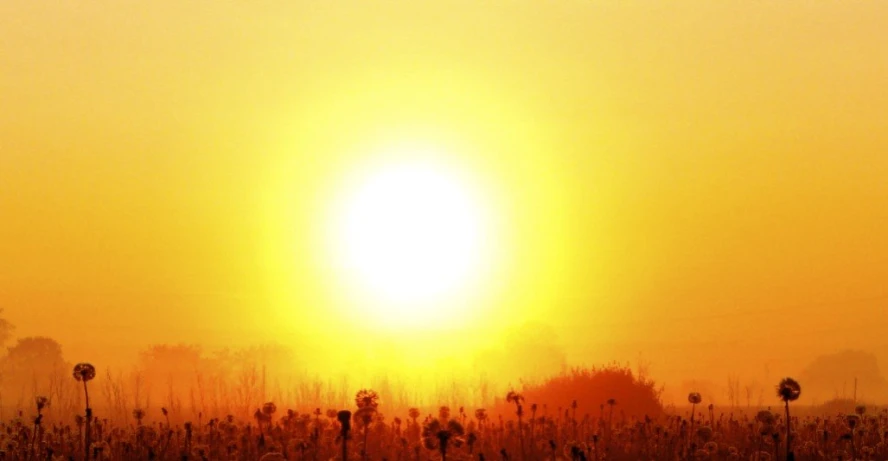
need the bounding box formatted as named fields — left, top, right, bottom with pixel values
left=0, top=363, right=884, bottom=460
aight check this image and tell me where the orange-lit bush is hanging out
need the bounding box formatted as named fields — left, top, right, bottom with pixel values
left=516, top=364, right=664, bottom=420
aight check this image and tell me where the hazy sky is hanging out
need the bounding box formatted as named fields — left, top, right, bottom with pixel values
left=2, top=1, right=887, bottom=398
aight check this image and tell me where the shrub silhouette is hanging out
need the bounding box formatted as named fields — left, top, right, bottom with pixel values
left=515, top=364, right=663, bottom=419
left=815, top=397, right=859, bottom=415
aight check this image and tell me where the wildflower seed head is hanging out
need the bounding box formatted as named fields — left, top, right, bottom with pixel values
left=262, top=402, right=277, bottom=416
left=355, top=389, right=380, bottom=409
left=696, top=425, right=714, bottom=442
left=703, top=441, right=718, bottom=454
left=72, top=363, right=96, bottom=382
left=756, top=411, right=776, bottom=425
left=337, top=410, right=352, bottom=431
left=776, top=378, right=801, bottom=402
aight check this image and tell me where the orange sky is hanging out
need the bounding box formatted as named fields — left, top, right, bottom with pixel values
left=2, top=1, right=887, bottom=402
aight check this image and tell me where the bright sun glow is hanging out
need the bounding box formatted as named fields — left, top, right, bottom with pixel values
left=332, top=160, right=487, bottom=324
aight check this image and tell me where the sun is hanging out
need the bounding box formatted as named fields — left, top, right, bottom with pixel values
left=331, top=160, right=487, bottom=324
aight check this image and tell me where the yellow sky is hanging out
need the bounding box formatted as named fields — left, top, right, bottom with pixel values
left=2, top=1, right=887, bottom=398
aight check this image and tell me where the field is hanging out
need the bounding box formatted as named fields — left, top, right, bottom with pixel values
left=1, top=363, right=884, bottom=461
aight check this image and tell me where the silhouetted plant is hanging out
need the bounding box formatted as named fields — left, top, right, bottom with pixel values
left=605, top=398, right=616, bottom=434
left=422, top=417, right=465, bottom=461
left=506, top=391, right=525, bottom=459
left=687, top=391, right=702, bottom=447
left=438, top=405, right=450, bottom=421
left=776, top=377, right=801, bottom=460
left=73, top=362, right=96, bottom=460
left=354, top=405, right=376, bottom=461
left=338, top=410, right=352, bottom=461
left=846, top=413, right=860, bottom=460
left=474, top=408, right=487, bottom=425
left=133, top=408, right=145, bottom=425
left=31, top=396, right=48, bottom=458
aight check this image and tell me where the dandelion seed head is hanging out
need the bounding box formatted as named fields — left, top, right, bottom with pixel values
left=355, top=389, right=380, bottom=409
left=776, top=378, right=801, bottom=402
left=72, top=363, right=96, bottom=382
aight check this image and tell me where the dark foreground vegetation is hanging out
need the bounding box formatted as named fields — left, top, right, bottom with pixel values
left=0, top=361, right=885, bottom=460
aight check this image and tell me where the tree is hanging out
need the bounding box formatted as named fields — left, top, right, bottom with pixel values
left=2, top=336, right=67, bottom=395
left=799, top=350, right=888, bottom=402
left=138, top=343, right=206, bottom=408
left=0, top=309, right=14, bottom=348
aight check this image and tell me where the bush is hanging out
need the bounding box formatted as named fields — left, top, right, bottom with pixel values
left=510, top=364, right=664, bottom=419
